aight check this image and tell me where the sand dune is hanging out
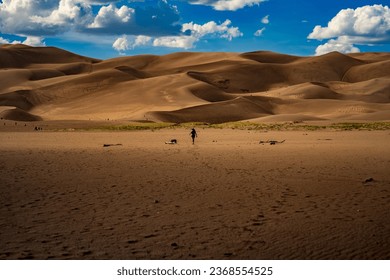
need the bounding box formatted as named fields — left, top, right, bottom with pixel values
left=0, top=106, right=42, bottom=121
left=0, top=44, right=389, bottom=122
left=148, top=96, right=274, bottom=123
left=343, top=60, right=390, bottom=82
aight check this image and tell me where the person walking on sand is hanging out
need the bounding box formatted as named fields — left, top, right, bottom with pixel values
left=190, top=128, right=197, bottom=144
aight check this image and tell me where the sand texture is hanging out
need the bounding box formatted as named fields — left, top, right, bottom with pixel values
left=1, top=44, right=390, bottom=123
left=1, top=129, right=389, bottom=259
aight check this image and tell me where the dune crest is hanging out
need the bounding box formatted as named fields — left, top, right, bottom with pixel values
left=0, top=45, right=389, bottom=122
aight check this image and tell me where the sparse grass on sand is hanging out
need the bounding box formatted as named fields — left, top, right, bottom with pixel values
left=93, top=121, right=390, bottom=131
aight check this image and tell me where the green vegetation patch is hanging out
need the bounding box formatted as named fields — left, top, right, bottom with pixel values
left=329, top=122, right=390, bottom=131
left=96, top=122, right=176, bottom=131
left=92, top=121, right=390, bottom=131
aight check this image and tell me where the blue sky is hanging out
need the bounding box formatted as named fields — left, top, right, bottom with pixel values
left=0, top=0, right=389, bottom=59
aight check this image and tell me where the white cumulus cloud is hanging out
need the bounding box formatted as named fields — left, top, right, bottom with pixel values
left=31, top=0, right=84, bottom=26
left=149, top=19, right=243, bottom=49
left=0, top=0, right=91, bottom=36
left=308, top=4, right=390, bottom=55
left=0, top=0, right=181, bottom=40
left=0, top=36, right=20, bottom=45
left=254, top=27, right=265, bottom=37
left=189, top=0, right=265, bottom=11
left=261, top=15, right=269, bottom=24
left=112, top=35, right=153, bottom=53
left=134, top=35, right=153, bottom=47
left=182, top=19, right=243, bottom=41
left=309, top=5, right=390, bottom=39
left=89, top=4, right=135, bottom=28
left=0, top=35, right=46, bottom=46
left=153, top=36, right=198, bottom=49
left=82, top=0, right=119, bottom=4
left=113, top=19, right=243, bottom=51
left=314, top=36, right=360, bottom=56
left=22, top=36, right=46, bottom=46
left=0, top=37, right=9, bottom=44
left=112, top=35, right=129, bottom=53
left=86, top=1, right=181, bottom=36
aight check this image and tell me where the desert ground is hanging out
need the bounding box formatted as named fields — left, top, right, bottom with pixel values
left=1, top=125, right=389, bottom=259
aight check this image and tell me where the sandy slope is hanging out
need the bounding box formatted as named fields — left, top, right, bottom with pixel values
left=0, top=44, right=389, bottom=123
left=0, top=129, right=389, bottom=259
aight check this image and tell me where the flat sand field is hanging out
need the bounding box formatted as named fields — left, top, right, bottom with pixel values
left=1, top=128, right=389, bottom=259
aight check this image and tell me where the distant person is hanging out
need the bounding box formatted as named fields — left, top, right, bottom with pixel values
left=190, top=128, right=197, bottom=144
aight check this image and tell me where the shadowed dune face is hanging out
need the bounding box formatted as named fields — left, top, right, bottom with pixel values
left=0, top=44, right=389, bottom=123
